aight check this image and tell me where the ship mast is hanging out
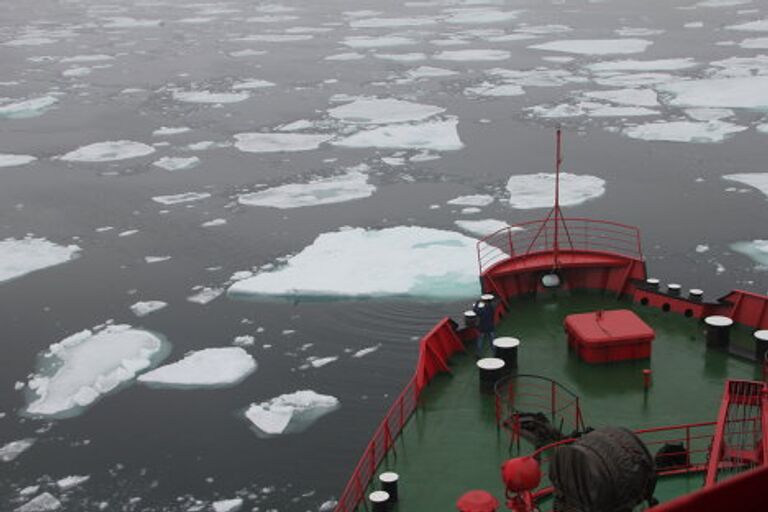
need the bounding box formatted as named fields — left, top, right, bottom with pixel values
left=553, top=127, right=563, bottom=269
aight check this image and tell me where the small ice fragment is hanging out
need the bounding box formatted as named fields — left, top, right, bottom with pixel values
left=529, top=39, right=652, bottom=55
left=233, top=335, right=255, bottom=347
left=0, top=153, right=37, bottom=167
left=144, top=256, right=171, bottom=263
left=56, top=475, right=90, bottom=490
left=60, top=141, right=154, bottom=162
left=352, top=345, right=381, bottom=358
left=202, top=218, right=227, bottom=227
left=153, top=156, right=200, bottom=171
left=172, top=91, right=249, bottom=104
left=15, top=492, right=61, bottom=512
left=187, top=287, right=224, bottom=305
left=117, top=229, right=138, bottom=237
left=0, top=438, right=35, bottom=462
left=244, top=390, right=340, bottom=436
left=152, top=192, right=211, bottom=205
left=212, top=498, right=243, bottom=512
left=696, top=244, right=710, bottom=253
left=447, top=194, right=494, bottom=207
left=152, top=126, right=190, bottom=136
left=130, top=301, right=168, bottom=317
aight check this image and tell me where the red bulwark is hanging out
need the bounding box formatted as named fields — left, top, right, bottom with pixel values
left=564, top=309, right=655, bottom=363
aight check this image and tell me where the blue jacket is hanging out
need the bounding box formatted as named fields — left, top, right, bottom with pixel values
left=474, top=301, right=495, bottom=333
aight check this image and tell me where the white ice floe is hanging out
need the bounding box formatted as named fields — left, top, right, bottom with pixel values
left=232, top=79, right=275, bottom=90
left=102, top=16, right=162, bottom=28
left=138, top=347, right=256, bottom=389
left=722, top=173, right=768, bottom=199
left=234, top=133, right=332, bottom=153
left=530, top=39, right=652, bottom=55
left=187, top=287, right=224, bottom=305
left=152, top=126, right=190, bottom=136
left=447, top=194, right=494, bottom=207
left=342, top=36, right=416, bottom=48
left=374, top=52, right=427, bottom=62
left=527, top=101, right=656, bottom=119
left=444, top=8, right=520, bottom=24
left=60, top=54, right=113, bottom=63
left=696, top=0, right=751, bottom=6
left=0, top=237, right=80, bottom=284
left=62, top=67, right=93, bottom=78
left=622, top=120, right=747, bottom=143
left=586, top=58, right=698, bottom=72
left=434, top=49, right=510, bottom=61
left=333, top=118, right=463, bottom=151
left=304, top=356, right=338, bottom=369
left=56, top=475, right=90, bottom=490
left=325, top=52, right=365, bottom=61
left=233, top=335, right=255, bottom=347
left=228, top=226, right=480, bottom=299
left=153, top=156, right=200, bottom=171
left=658, top=77, right=768, bottom=109
left=0, top=153, right=36, bottom=167
left=454, top=219, right=512, bottom=237
left=152, top=192, right=210, bottom=205
left=0, top=96, right=58, bottom=119
left=488, top=67, right=586, bottom=87
left=583, top=88, right=658, bottom=106
left=696, top=244, right=710, bottom=253
left=594, top=72, right=676, bottom=87
left=615, top=27, right=665, bottom=37
left=731, top=240, right=768, bottom=266
left=0, top=438, right=35, bottom=462
left=740, top=37, right=768, bottom=49
left=465, top=83, right=524, bottom=97
left=118, top=229, right=138, bottom=237
left=15, top=493, right=62, bottom=512
left=727, top=19, right=768, bottom=31
left=25, top=325, right=168, bottom=417
left=202, top=218, right=227, bottom=227
left=130, top=301, right=168, bottom=317
left=244, top=390, right=340, bottom=436
left=172, top=90, right=249, bottom=104
left=350, top=16, right=437, bottom=28
left=329, top=97, right=444, bottom=124
left=60, top=141, right=155, bottom=162
left=212, top=498, right=244, bottom=512
left=234, top=34, right=313, bottom=43
left=507, top=173, right=605, bottom=209
left=404, top=66, right=458, bottom=79
left=684, top=108, right=734, bottom=121
left=238, top=168, right=374, bottom=209
left=145, top=256, right=171, bottom=263
left=352, top=344, right=381, bottom=358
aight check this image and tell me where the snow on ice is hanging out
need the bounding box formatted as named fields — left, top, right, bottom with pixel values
left=0, top=237, right=80, bottom=284
left=138, top=347, right=256, bottom=388
left=244, top=390, right=340, bottom=436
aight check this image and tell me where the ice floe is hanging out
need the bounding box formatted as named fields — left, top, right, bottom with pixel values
left=444, top=8, right=520, bottom=24
left=138, top=347, right=256, bottom=389
left=238, top=168, right=374, bottom=209
left=172, top=90, right=249, bottom=104
left=212, top=498, right=244, bottom=512
left=622, top=120, right=746, bottom=143
left=0, top=438, right=35, bottom=462
left=465, top=83, right=524, bottom=97
left=447, top=194, right=494, bottom=207
left=731, top=240, right=768, bottom=266
left=586, top=58, right=698, bottom=72
left=328, top=97, right=444, bottom=124
left=187, top=286, right=224, bottom=305
left=60, top=141, right=155, bottom=162
left=232, top=79, right=275, bottom=90
left=234, top=133, right=332, bottom=153
left=350, top=16, right=437, bottom=28
left=727, top=19, right=768, bottom=31
left=233, top=335, right=255, bottom=347
left=722, top=173, right=768, bottom=199
left=0, top=96, right=58, bottom=119
left=740, top=37, right=768, bottom=49
left=244, top=390, right=340, bottom=436
left=0, top=237, right=80, bottom=284
left=56, top=475, right=90, bottom=490
left=15, top=492, right=62, bottom=512
left=145, top=256, right=171, bottom=263
left=325, top=52, right=365, bottom=61
left=0, top=153, right=36, bottom=167
left=152, top=126, right=190, bottom=136
left=594, top=73, right=676, bottom=87
left=530, top=39, right=652, bottom=55
left=130, top=301, right=168, bottom=317
left=658, top=77, right=768, bottom=109
left=228, top=226, right=480, bottom=299
left=333, top=118, right=463, bottom=151
left=434, top=49, right=510, bottom=61
left=25, top=325, right=168, bottom=417
left=685, top=108, right=734, bottom=121
left=152, top=192, right=210, bottom=205
left=404, top=66, right=458, bottom=79
left=454, top=219, right=511, bottom=237
left=507, top=173, right=605, bottom=209
left=374, top=52, right=427, bottom=62
left=153, top=156, right=200, bottom=171
left=583, top=88, right=659, bottom=106
left=342, top=36, right=416, bottom=48
left=202, top=218, right=227, bottom=227
left=352, top=344, right=381, bottom=358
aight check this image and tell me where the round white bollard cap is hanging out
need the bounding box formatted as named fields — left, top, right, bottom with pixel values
left=667, top=283, right=682, bottom=291
left=705, top=315, right=733, bottom=327
left=481, top=293, right=495, bottom=301
left=689, top=289, right=704, bottom=296
left=646, top=278, right=660, bottom=285
left=493, top=337, right=520, bottom=349
left=541, top=273, right=561, bottom=288
left=369, top=491, right=390, bottom=503
left=477, top=357, right=505, bottom=370
left=379, top=472, right=399, bottom=483
left=464, top=310, right=477, bottom=317
left=754, top=330, right=768, bottom=342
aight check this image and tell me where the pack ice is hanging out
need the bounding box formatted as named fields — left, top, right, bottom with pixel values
left=228, top=226, right=480, bottom=299
left=138, top=347, right=256, bottom=389
left=507, top=173, right=605, bottom=209
left=60, top=141, right=155, bottom=162
left=25, top=325, right=168, bottom=417
left=0, top=237, right=80, bottom=284
left=238, top=168, right=375, bottom=208
left=244, top=390, right=340, bottom=437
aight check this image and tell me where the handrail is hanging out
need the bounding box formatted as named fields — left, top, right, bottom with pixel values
left=476, top=217, right=644, bottom=275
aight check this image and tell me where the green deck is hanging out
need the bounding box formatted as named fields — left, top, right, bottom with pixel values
left=372, top=292, right=760, bottom=511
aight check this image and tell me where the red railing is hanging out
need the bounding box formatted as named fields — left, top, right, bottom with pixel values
left=477, top=217, right=644, bottom=275
left=334, top=318, right=465, bottom=512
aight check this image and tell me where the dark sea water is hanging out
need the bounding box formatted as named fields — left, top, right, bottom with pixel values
left=1, top=0, right=767, bottom=510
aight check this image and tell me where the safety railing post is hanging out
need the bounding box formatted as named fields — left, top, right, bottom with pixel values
left=551, top=381, right=556, bottom=422
left=507, top=228, right=514, bottom=256
left=686, top=425, right=691, bottom=470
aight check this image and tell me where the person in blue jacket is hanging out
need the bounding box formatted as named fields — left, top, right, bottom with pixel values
left=474, top=299, right=495, bottom=356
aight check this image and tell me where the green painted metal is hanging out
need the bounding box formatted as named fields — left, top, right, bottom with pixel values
left=370, top=292, right=760, bottom=511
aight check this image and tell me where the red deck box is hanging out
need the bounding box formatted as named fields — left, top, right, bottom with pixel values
left=564, top=309, right=655, bottom=363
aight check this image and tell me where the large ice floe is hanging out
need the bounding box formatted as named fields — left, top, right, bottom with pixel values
left=15, top=492, right=62, bottom=512
left=172, top=90, right=249, bottom=104
left=0, top=96, right=58, bottom=119
left=529, top=39, right=652, bottom=55
left=238, top=167, right=374, bottom=209
left=60, top=141, right=155, bottom=162
left=0, top=153, right=37, bottom=167
left=138, top=347, right=256, bottom=389
left=507, top=173, right=605, bottom=209
left=244, top=390, right=340, bottom=437
left=234, top=133, right=332, bottom=153
left=328, top=98, right=445, bottom=124
left=722, top=173, right=768, bottom=199
left=333, top=118, right=463, bottom=151
left=731, top=240, right=768, bottom=267
left=622, top=120, right=746, bottom=143
left=0, top=438, right=35, bottom=462
left=228, top=226, right=480, bottom=299
left=0, top=237, right=80, bottom=284
left=658, top=77, right=768, bottom=109
left=25, top=325, right=168, bottom=418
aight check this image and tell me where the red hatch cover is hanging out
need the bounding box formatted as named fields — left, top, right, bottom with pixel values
left=456, top=490, right=499, bottom=512
left=564, top=309, right=655, bottom=363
